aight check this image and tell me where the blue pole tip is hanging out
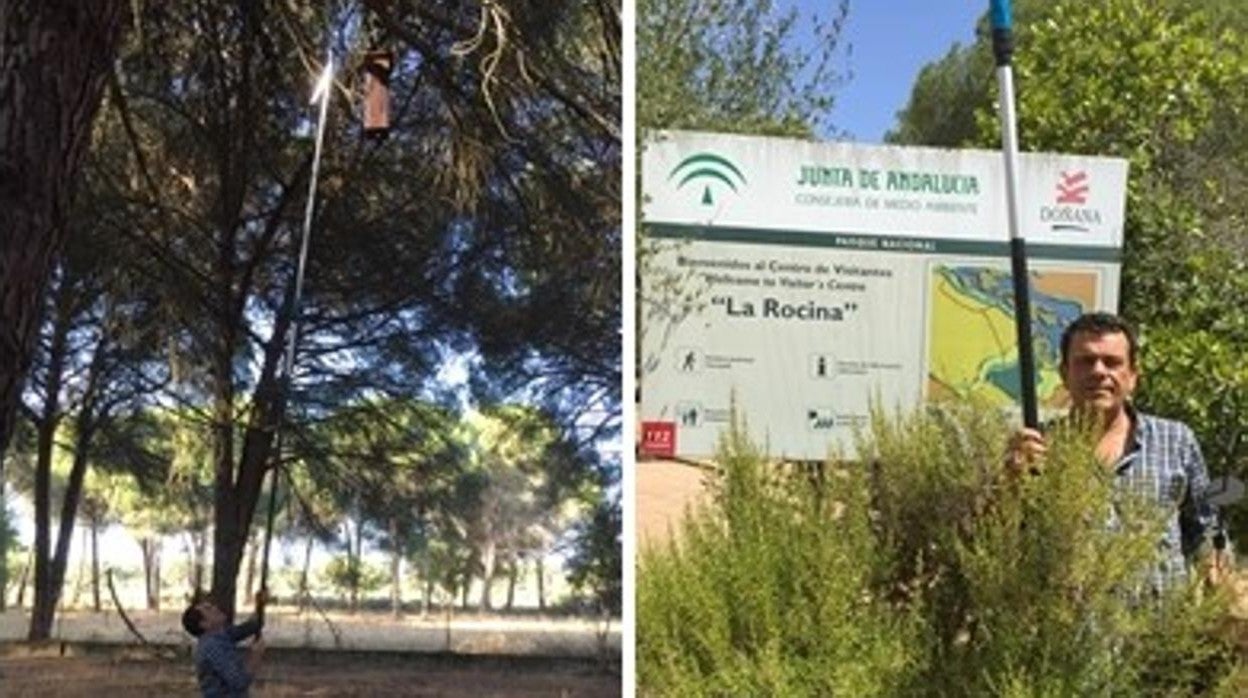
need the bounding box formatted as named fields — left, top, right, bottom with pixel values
left=990, top=0, right=1012, bottom=30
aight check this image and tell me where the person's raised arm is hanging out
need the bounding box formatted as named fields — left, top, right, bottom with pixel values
left=227, top=589, right=268, bottom=642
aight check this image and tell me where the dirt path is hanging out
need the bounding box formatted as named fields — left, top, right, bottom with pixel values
left=0, top=646, right=619, bottom=697
left=0, top=608, right=620, bottom=656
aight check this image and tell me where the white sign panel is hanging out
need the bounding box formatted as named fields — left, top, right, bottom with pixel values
left=641, top=130, right=1129, bottom=460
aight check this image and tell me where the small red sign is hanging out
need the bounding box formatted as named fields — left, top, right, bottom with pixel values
left=640, top=421, right=677, bottom=458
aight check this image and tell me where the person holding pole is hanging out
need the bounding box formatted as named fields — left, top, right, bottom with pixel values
left=181, top=590, right=269, bottom=697
left=988, top=0, right=1224, bottom=593
left=183, top=44, right=330, bottom=698
left=1008, top=312, right=1222, bottom=592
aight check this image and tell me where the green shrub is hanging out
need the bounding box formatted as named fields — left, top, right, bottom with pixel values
left=637, top=402, right=1245, bottom=696
left=638, top=414, right=923, bottom=696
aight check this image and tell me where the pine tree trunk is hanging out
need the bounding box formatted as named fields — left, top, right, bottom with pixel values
left=422, top=573, right=434, bottom=617
left=72, top=528, right=88, bottom=607
left=390, top=550, right=402, bottom=617
left=505, top=559, right=518, bottom=611
left=390, top=518, right=402, bottom=617
left=184, top=534, right=197, bottom=591
left=536, top=557, right=546, bottom=613
left=140, top=539, right=152, bottom=608
left=199, top=1, right=315, bottom=618
left=192, top=530, right=207, bottom=594
left=350, top=520, right=363, bottom=613
left=209, top=367, right=239, bottom=617
left=141, top=538, right=161, bottom=610
left=27, top=285, right=69, bottom=641
left=90, top=519, right=100, bottom=612
left=16, top=549, right=33, bottom=607
left=478, top=538, right=496, bottom=611
left=0, top=0, right=128, bottom=465
left=151, top=542, right=161, bottom=611
left=244, top=532, right=258, bottom=603
left=298, top=537, right=313, bottom=613
left=36, top=443, right=91, bottom=639
left=0, top=477, right=7, bottom=612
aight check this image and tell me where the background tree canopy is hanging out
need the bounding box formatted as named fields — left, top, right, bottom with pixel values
left=637, top=0, right=849, bottom=138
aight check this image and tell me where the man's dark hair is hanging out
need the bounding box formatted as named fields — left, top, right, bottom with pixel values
left=182, top=604, right=205, bottom=637
left=1060, top=312, right=1138, bottom=368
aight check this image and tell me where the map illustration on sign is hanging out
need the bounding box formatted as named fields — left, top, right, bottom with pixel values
left=927, top=265, right=1098, bottom=409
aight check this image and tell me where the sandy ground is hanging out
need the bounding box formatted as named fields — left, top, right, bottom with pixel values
left=0, top=645, right=619, bottom=697
left=0, top=608, right=620, bottom=657
left=0, top=608, right=619, bottom=695
left=636, top=458, right=713, bottom=547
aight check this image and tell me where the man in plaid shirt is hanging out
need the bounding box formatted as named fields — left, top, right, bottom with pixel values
left=182, top=592, right=267, bottom=697
left=1009, top=312, right=1221, bottom=593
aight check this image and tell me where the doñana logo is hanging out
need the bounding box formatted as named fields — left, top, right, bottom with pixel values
left=1040, top=170, right=1101, bottom=233
left=1055, top=170, right=1088, bottom=204
left=668, top=152, right=747, bottom=206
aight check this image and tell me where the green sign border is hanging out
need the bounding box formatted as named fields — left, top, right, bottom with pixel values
left=645, top=223, right=1121, bottom=263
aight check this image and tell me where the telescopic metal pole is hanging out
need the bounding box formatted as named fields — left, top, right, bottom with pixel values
left=257, top=53, right=334, bottom=629
left=990, top=0, right=1039, bottom=430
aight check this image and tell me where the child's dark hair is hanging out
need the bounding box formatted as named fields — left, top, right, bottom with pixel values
left=182, top=604, right=205, bottom=637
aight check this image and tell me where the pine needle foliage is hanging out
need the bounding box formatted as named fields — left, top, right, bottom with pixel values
left=638, top=402, right=1246, bottom=696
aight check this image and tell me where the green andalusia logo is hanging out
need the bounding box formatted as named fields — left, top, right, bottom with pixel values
left=668, top=152, right=747, bottom=206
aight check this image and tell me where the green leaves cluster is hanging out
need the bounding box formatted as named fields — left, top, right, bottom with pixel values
left=322, top=555, right=388, bottom=600
left=638, top=403, right=1247, bottom=696
left=981, top=1, right=1235, bottom=168
left=637, top=0, right=849, bottom=138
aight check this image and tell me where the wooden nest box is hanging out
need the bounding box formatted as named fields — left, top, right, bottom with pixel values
left=362, top=50, right=394, bottom=139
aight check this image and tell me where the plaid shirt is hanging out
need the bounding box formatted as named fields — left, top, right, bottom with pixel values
left=194, top=617, right=262, bottom=697
left=1111, top=411, right=1217, bottom=594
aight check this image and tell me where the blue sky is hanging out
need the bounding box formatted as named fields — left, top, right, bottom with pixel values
left=812, top=1, right=984, bottom=142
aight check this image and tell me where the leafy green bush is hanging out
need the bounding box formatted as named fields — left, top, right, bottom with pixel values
left=321, top=556, right=387, bottom=601
left=638, top=403, right=1247, bottom=696
left=638, top=415, right=923, bottom=696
